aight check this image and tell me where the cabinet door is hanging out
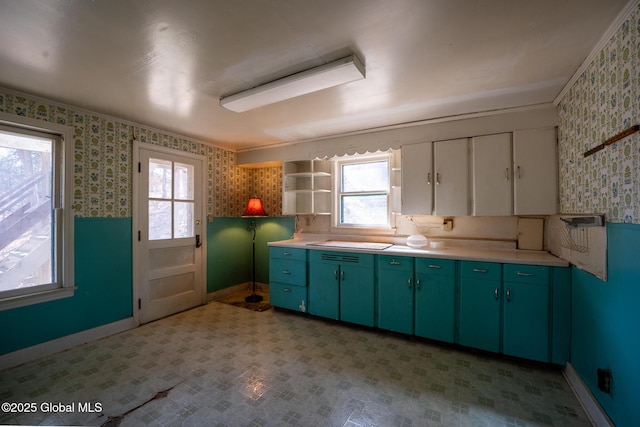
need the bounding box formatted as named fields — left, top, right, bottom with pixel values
left=340, top=264, right=375, bottom=327
left=434, top=139, right=470, bottom=216
left=503, top=281, right=549, bottom=362
left=308, top=262, right=339, bottom=320
left=401, top=142, right=433, bottom=215
left=458, top=262, right=502, bottom=353
left=513, top=127, right=558, bottom=214
left=378, top=257, right=414, bottom=334
left=472, top=133, right=513, bottom=216
left=415, top=259, right=456, bottom=343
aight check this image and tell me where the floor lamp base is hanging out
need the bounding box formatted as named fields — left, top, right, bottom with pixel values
left=245, top=293, right=264, bottom=303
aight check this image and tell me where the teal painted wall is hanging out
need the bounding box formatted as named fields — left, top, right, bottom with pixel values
left=0, top=218, right=132, bottom=355
left=571, top=223, right=640, bottom=427
left=207, top=216, right=295, bottom=292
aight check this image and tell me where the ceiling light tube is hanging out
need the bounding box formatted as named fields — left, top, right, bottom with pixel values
left=220, top=55, right=365, bottom=113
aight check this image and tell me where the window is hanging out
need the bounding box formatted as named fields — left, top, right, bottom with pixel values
left=0, top=115, right=74, bottom=311
left=335, top=153, right=391, bottom=228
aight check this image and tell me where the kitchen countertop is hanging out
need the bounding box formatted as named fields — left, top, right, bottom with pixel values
left=268, top=239, right=569, bottom=267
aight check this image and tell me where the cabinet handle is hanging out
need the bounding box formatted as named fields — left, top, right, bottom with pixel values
left=516, top=165, right=521, bottom=179
left=282, top=270, right=291, bottom=275
left=283, top=288, right=291, bottom=293
left=436, top=172, right=441, bottom=185
left=473, top=268, right=488, bottom=273
left=505, top=167, right=510, bottom=181
left=341, top=270, right=345, bottom=280
left=427, top=172, right=431, bottom=185
left=389, top=259, right=401, bottom=265
left=416, top=278, right=421, bottom=290
left=516, top=271, right=535, bottom=277
left=283, top=252, right=292, bottom=256
left=407, top=277, right=412, bottom=289
left=334, top=270, right=338, bottom=280
left=494, top=288, right=499, bottom=300
left=428, top=264, right=441, bottom=269
left=506, top=288, right=511, bottom=302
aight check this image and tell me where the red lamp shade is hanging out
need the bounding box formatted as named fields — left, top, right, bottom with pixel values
left=242, top=197, right=268, bottom=217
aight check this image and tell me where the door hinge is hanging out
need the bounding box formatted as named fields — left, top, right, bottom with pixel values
left=138, top=298, right=141, bottom=309
left=138, top=162, right=141, bottom=173
left=138, top=230, right=141, bottom=241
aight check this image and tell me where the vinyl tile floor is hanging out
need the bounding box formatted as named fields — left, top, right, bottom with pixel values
left=0, top=301, right=591, bottom=427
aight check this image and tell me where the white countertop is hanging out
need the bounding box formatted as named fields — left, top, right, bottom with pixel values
left=268, top=239, right=568, bottom=267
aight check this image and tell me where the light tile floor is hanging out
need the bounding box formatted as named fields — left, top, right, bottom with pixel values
left=0, top=302, right=590, bottom=426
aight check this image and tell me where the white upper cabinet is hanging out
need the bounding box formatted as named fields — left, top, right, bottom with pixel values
left=401, top=142, right=433, bottom=215
left=472, top=133, right=513, bottom=216
left=513, top=127, right=558, bottom=215
left=434, top=139, right=470, bottom=216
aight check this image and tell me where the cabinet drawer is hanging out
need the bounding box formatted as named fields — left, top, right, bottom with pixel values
left=503, top=264, right=549, bottom=285
left=378, top=255, right=414, bottom=272
left=415, top=258, right=455, bottom=275
left=459, top=261, right=502, bottom=281
left=270, top=282, right=307, bottom=312
left=269, top=259, right=307, bottom=285
left=270, top=247, right=306, bottom=261
left=309, top=250, right=374, bottom=268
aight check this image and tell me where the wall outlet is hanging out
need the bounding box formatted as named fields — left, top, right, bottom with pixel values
left=443, top=219, right=453, bottom=232
left=597, top=368, right=612, bottom=393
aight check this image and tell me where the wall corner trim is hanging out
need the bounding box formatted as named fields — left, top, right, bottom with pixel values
left=0, top=317, right=135, bottom=371
left=563, top=362, right=615, bottom=427
left=554, top=0, right=640, bottom=105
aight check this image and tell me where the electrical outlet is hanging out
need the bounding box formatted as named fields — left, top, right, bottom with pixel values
left=597, top=368, right=612, bottom=393
left=443, top=219, right=453, bottom=231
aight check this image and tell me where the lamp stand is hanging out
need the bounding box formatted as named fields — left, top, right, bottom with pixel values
left=246, top=218, right=263, bottom=303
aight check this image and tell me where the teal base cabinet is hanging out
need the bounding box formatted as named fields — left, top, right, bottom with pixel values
left=415, top=258, right=456, bottom=343
left=269, top=247, right=308, bottom=312
left=458, top=261, right=502, bottom=353
left=502, top=264, right=550, bottom=362
left=309, top=251, right=375, bottom=327
left=378, top=255, right=415, bottom=334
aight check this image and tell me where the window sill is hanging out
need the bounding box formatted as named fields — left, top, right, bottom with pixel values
left=0, top=286, right=77, bottom=312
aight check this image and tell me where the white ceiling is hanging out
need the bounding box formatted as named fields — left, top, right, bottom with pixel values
left=0, top=0, right=629, bottom=151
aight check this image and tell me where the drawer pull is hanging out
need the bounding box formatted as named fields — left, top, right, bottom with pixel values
left=473, top=268, right=488, bottom=273
left=283, top=288, right=291, bottom=293
left=283, top=252, right=292, bottom=256
left=428, top=264, right=441, bottom=269
left=389, top=259, right=401, bottom=265
left=282, top=270, right=291, bottom=275
left=516, top=272, right=535, bottom=277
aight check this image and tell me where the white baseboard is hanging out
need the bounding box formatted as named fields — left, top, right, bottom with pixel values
left=0, top=317, right=135, bottom=371
left=563, top=362, right=614, bottom=427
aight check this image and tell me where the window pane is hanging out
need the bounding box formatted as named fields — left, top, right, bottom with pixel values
left=174, top=201, right=194, bottom=238
left=341, top=194, right=388, bottom=225
left=149, top=200, right=172, bottom=240
left=0, top=133, right=53, bottom=291
left=149, top=158, right=172, bottom=199
left=174, top=162, right=194, bottom=200
left=342, top=161, right=388, bottom=192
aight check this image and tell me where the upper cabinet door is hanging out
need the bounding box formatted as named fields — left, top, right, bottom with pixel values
left=472, top=133, right=513, bottom=216
left=434, top=138, right=470, bottom=216
left=401, top=142, right=433, bottom=215
left=513, top=128, right=558, bottom=215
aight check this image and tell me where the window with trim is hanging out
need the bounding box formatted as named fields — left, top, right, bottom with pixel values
left=335, top=153, right=391, bottom=229
left=0, top=118, right=74, bottom=311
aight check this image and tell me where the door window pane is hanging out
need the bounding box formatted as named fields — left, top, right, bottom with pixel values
left=174, top=162, right=194, bottom=200
left=149, top=200, right=172, bottom=240
left=0, top=132, right=53, bottom=291
left=174, top=202, right=194, bottom=238
left=149, top=158, right=172, bottom=199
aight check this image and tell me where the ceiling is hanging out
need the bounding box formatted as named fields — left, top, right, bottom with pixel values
left=0, top=0, right=629, bottom=151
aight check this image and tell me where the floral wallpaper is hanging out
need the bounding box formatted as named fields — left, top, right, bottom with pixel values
left=558, top=3, right=639, bottom=223
left=0, top=90, right=282, bottom=218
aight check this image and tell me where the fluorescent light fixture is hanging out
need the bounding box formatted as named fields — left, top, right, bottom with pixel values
left=220, top=55, right=365, bottom=112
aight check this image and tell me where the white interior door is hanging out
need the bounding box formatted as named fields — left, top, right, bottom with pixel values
left=134, top=143, right=206, bottom=324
